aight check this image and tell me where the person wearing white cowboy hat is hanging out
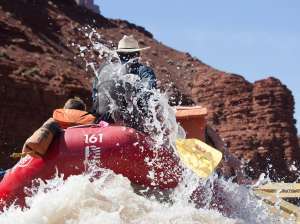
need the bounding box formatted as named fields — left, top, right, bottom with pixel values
left=91, top=35, right=157, bottom=128
left=115, top=35, right=152, bottom=66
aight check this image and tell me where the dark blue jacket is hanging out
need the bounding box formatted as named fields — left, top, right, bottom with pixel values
left=92, top=62, right=157, bottom=124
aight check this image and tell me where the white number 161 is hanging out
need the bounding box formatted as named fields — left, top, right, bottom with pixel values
left=84, top=134, right=103, bottom=144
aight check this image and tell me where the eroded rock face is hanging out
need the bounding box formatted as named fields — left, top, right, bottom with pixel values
left=192, top=73, right=300, bottom=180
left=0, top=0, right=299, bottom=180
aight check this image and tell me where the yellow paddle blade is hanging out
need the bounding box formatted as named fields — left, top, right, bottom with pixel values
left=175, top=138, right=223, bottom=178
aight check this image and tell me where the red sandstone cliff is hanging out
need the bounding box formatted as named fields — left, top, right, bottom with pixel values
left=192, top=74, right=299, bottom=180
left=0, top=0, right=299, bottom=180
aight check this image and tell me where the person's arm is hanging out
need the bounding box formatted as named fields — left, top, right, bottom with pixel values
left=138, top=65, right=157, bottom=89
left=92, top=77, right=99, bottom=103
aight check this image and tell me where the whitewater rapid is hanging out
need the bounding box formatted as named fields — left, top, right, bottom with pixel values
left=0, top=171, right=235, bottom=224
left=0, top=169, right=293, bottom=224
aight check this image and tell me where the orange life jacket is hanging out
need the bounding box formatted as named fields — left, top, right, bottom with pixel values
left=22, top=109, right=95, bottom=156
left=53, top=109, right=96, bottom=129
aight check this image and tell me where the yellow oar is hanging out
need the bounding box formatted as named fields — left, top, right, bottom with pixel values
left=175, top=138, right=223, bottom=178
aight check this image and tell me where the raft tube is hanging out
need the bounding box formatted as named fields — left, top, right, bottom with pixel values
left=0, top=124, right=182, bottom=208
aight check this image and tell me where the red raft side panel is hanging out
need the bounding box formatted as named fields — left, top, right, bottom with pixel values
left=0, top=125, right=182, bottom=208
left=62, top=125, right=182, bottom=188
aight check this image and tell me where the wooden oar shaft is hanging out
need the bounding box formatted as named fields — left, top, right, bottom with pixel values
left=254, top=190, right=300, bottom=221
left=255, top=183, right=300, bottom=191
left=254, top=188, right=300, bottom=198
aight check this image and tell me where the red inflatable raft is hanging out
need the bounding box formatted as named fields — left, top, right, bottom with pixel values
left=0, top=124, right=182, bottom=208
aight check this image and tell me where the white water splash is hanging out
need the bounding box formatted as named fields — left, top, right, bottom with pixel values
left=0, top=170, right=294, bottom=224
left=78, top=28, right=181, bottom=149
left=0, top=171, right=240, bottom=224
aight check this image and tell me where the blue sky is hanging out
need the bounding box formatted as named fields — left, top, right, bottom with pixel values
left=96, top=0, right=300, bottom=132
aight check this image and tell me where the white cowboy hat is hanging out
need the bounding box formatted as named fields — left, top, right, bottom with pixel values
left=116, top=35, right=150, bottom=53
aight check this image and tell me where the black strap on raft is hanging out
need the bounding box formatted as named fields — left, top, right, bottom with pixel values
left=10, top=149, right=43, bottom=159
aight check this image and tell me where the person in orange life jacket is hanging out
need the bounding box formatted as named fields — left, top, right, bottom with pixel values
left=22, top=97, right=95, bottom=157
left=0, top=97, right=95, bottom=181
left=92, top=35, right=157, bottom=132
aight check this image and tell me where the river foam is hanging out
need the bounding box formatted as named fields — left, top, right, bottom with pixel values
left=0, top=171, right=243, bottom=224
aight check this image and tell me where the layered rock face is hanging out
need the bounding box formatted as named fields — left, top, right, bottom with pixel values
left=192, top=73, right=300, bottom=180
left=0, top=0, right=299, bottom=180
